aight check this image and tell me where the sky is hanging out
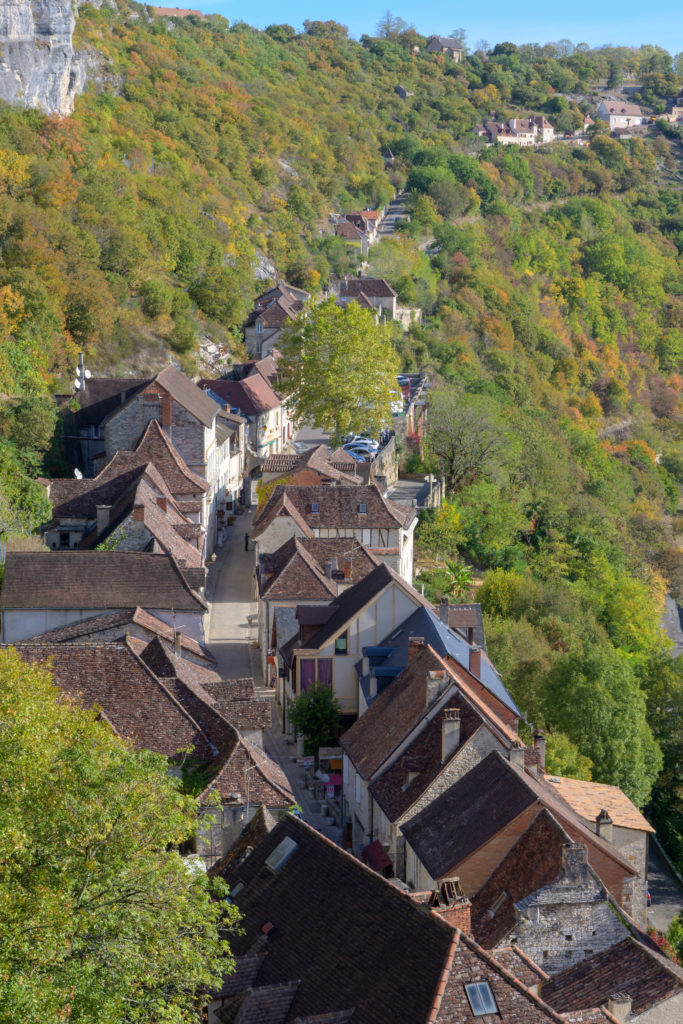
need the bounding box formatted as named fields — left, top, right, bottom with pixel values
left=193, top=1, right=682, bottom=56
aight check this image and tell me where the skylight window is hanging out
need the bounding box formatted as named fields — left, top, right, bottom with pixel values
left=265, top=836, right=298, bottom=874
left=358, top=503, right=367, bottom=514
left=311, top=502, right=319, bottom=514
left=464, top=982, right=498, bottom=1016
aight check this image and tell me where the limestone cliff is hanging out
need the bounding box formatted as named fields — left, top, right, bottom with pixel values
left=0, top=0, right=86, bottom=116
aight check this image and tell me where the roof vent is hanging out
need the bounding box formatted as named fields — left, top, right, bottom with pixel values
left=265, top=836, right=298, bottom=874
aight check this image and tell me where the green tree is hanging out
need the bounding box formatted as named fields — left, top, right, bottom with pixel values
left=415, top=500, right=463, bottom=558
left=545, top=731, right=593, bottom=780
left=288, top=682, right=342, bottom=765
left=0, top=648, right=238, bottom=1024
left=278, top=299, right=400, bottom=444
left=543, top=645, right=662, bottom=807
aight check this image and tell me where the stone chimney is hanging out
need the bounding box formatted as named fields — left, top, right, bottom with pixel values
left=469, top=646, right=481, bottom=678
left=174, top=629, right=182, bottom=657
left=442, top=708, right=461, bottom=762
left=439, top=597, right=449, bottom=625
left=427, top=669, right=448, bottom=704
left=156, top=496, right=168, bottom=513
left=133, top=504, right=145, bottom=523
left=161, top=392, right=172, bottom=427
left=561, top=842, right=589, bottom=883
left=509, top=742, right=525, bottom=769
left=533, top=730, right=546, bottom=771
left=95, top=504, right=111, bottom=535
left=408, top=637, right=425, bottom=660
left=428, top=879, right=471, bottom=934
left=596, top=809, right=614, bottom=843
left=607, top=993, right=632, bottom=1022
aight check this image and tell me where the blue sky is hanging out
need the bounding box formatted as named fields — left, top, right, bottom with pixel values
left=191, top=2, right=681, bottom=55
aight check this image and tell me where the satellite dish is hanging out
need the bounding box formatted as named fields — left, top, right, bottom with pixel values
left=74, top=468, right=83, bottom=479
left=84, top=369, right=91, bottom=379
left=74, top=379, right=82, bottom=390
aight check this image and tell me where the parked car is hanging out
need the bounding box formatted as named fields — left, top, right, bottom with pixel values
left=344, top=449, right=366, bottom=462
left=344, top=446, right=372, bottom=461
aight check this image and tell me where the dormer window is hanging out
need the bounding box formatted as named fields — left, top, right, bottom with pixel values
left=311, top=502, right=319, bottom=514
left=358, top=503, right=367, bottom=514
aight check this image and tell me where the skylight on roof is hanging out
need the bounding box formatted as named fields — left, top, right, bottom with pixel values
left=464, top=982, right=498, bottom=1016
left=265, top=836, right=298, bottom=874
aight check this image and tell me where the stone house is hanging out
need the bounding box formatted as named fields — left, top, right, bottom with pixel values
left=541, top=773, right=654, bottom=923
left=338, top=276, right=398, bottom=319
left=402, top=749, right=647, bottom=927
left=471, top=809, right=633, bottom=975
left=23, top=605, right=216, bottom=668
left=280, top=562, right=432, bottom=724
left=41, top=461, right=205, bottom=568
left=597, top=100, right=643, bottom=129
left=0, top=550, right=208, bottom=643
left=256, top=535, right=379, bottom=692
left=243, top=282, right=309, bottom=359
left=335, top=216, right=371, bottom=256
left=208, top=813, right=588, bottom=1024
left=258, top=443, right=365, bottom=488
left=341, top=642, right=522, bottom=871
left=543, top=933, right=683, bottom=1021
left=200, top=371, right=293, bottom=465
left=426, top=36, right=463, bottom=61
left=251, top=483, right=417, bottom=582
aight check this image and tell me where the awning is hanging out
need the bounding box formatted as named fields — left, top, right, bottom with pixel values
left=327, top=773, right=342, bottom=786
left=362, top=840, right=392, bottom=875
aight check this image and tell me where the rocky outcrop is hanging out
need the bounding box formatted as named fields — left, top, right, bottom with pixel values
left=0, top=0, right=86, bottom=116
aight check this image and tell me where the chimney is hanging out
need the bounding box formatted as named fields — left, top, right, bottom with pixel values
left=442, top=708, right=461, bottom=762
left=607, top=994, right=632, bottom=1022
left=156, top=496, right=168, bottom=513
left=174, top=629, right=182, bottom=657
left=439, top=597, right=449, bottom=624
left=428, top=879, right=471, bottom=934
left=533, top=730, right=546, bottom=771
left=596, top=809, right=614, bottom=843
left=324, top=560, right=334, bottom=580
left=561, top=842, right=589, bottom=881
left=133, top=504, right=145, bottom=523
left=469, top=646, right=482, bottom=678
left=343, top=559, right=352, bottom=579
left=509, top=742, right=525, bottom=769
left=408, top=636, right=425, bottom=660
left=95, top=504, right=111, bottom=535
left=427, top=669, right=447, bottom=704
left=361, top=654, right=370, bottom=677
left=161, top=392, right=172, bottom=427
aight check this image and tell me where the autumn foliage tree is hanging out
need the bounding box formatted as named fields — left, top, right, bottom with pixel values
left=0, top=648, right=239, bottom=1024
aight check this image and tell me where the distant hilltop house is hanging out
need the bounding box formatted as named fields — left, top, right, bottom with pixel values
left=334, top=209, right=382, bottom=257
left=395, top=85, right=414, bottom=100
left=480, top=116, right=554, bottom=147
left=151, top=7, right=204, bottom=17
left=596, top=100, right=643, bottom=130
left=426, top=36, right=463, bottom=61
left=243, top=282, right=309, bottom=359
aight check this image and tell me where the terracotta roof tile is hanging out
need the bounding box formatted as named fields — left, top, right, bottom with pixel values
left=154, top=365, right=220, bottom=427
left=10, top=641, right=228, bottom=762
left=201, top=375, right=281, bottom=417
left=0, top=550, right=206, bottom=612
left=216, top=980, right=299, bottom=1023
left=201, top=736, right=293, bottom=807
left=259, top=537, right=378, bottom=603
left=542, top=936, right=683, bottom=1016
left=252, top=484, right=415, bottom=535
left=541, top=775, right=654, bottom=833
left=134, top=419, right=208, bottom=494
left=339, top=277, right=397, bottom=299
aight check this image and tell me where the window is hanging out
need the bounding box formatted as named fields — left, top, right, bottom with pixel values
left=464, top=982, right=498, bottom=1016
left=311, top=502, right=319, bottom=514
left=256, top=319, right=263, bottom=334
left=59, top=532, right=70, bottom=548
left=358, top=502, right=367, bottom=514
left=265, top=836, right=298, bottom=873
left=355, top=774, right=361, bottom=804
left=335, top=630, right=348, bottom=656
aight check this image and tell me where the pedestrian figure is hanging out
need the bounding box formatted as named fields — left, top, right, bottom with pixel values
left=244, top=532, right=249, bottom=551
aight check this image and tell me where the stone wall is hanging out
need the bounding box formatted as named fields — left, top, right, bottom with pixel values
left=513, top=898, right=628, bottom=976
left=372, top=435, right=398, bottom=487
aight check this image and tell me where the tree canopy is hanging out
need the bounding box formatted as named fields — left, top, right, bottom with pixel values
left=0, top=647, right=238, bottom=1024
left=278, top=299, right=400, bottom=443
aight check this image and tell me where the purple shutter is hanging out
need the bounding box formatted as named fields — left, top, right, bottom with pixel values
left=317, top=658, right=333, bottom=688
left=300, top=659, right=316, bottom=693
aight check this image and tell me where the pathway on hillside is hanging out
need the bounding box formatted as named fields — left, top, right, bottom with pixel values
left=205, top=513, right=263, bottom=685
left=647, top=840, right=683, bottom=933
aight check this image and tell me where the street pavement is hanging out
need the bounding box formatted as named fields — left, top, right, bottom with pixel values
left=662, top=595, right=683, bottom=658
left=647, top=839, right=683, bottom=933
left=205, top=511, right=263, bottom=683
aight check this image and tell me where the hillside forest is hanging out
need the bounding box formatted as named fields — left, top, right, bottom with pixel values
left=0, top=7, right=683, bottom=862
